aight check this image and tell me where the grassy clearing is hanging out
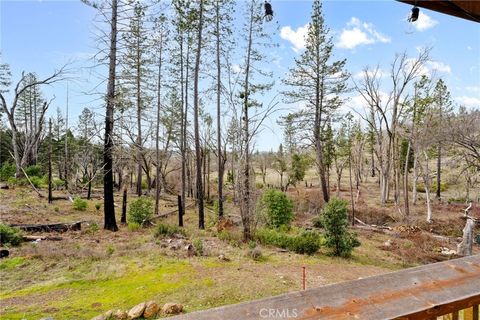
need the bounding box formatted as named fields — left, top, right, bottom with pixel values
left=1, top=179, right=476, bottom=319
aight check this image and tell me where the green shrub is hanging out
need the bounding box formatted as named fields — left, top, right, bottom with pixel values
left=128, top=222, right=140, bottom=232
left=54, top=206, right=60, bottom=212
left=290, top=230, right=322, bottom=255
left=475, top=234, right=480, bottom=245
left=312, top=216, right=323, bottom=228
left=106, top=245, right=115, bottom=256
left=53, top=178, right=65, bottom=188
left=192, top=239, right=203, bottom=256
left=255, top=182, right=264, bottom=189
left=226, top=171, right=234, bottom=184
left=322, top=198, right=360, bottom=257
left=0, top=224, right=23, bottom=247
left=0, top=163, right=16, bottom=181
left=128, top=196, right=153, bottom=226
left=86, top=222, right=99, bottom=234
left=261, top=189, right=294, bottom=228
left=154, top=223, right=185, bottom=238
left=24, top=165, right=43, bottom=178
left=72, top=197, right=88, bottom=211
left=95, top=203, right=101, bottom=211
left=255, top=228, right=321, bottom=255
left=415, top=181, right=447, bottom=193
left=248, top=240, right=257, bottom=249
left=29, top=176, right=44, bottom=188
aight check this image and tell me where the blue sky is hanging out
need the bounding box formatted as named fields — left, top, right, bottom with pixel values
left=1, top=0, right=479, bottom=151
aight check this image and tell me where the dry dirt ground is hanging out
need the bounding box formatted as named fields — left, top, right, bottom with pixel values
left=0, top=178, right=478, bottom=319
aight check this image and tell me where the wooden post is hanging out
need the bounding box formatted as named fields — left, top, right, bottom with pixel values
left=48, top=119, right=52, bottom=204
left=302, top=266, right=306, bottom=290
left=178, top=195, right=184, bottom=227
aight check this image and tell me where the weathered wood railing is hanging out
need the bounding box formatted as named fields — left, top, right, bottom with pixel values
left=169, top=255, right=480, bottom=320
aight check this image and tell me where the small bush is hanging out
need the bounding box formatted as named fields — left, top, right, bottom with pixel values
left=128, top=222, right=140, bottom=232
left=255, top=228, right=321, bottom=255
left=106, top=245, right=115, bottom=256
left=29, top=176, right=44, bottom=188
left=0, top=224, right=23, bottom=247
left=290, top=230, right=322, bottom=255
left=312, top=216, right=323, bottom=228
left=95, top=203, right=101, bottom=211
left=255, top=182, right=264, bottom=189
left=0, top=163, right=16, bottom=181
left=24, top=165, right=43, bottom=178
left=154, top=223, right=185, bottom=238
left=86, top=222, right=99, bottom=234
left=54, top=206, right=59, bottom=212
left=217, top=230, right=242, bottom=246
left=261, top=189, right=294, bottom=228
left=475, top=234, right=480, bottom=245
left=192, top=239, right=203, bottom=256
left=248, top=240, right=257, bottom=249
left=72, top=197, right=88, bottom=211
left=415, top=181, right=447, bottom=193
left=322, top=198, right=360, bottom=257
left=128, top=196, right=153, bottom=226
left=53, top=178, right=65, bottom=188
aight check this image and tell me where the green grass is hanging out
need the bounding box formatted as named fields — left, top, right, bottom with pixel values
left=0, top=257, right=25, bottom=270
left=1, top=258, right=193, bottom=319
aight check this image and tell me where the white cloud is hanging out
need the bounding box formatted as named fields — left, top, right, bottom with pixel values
left=467, top=46, right=472, bottom=51
left=466, top=86, right=480, bottom=93
left=412, top=12, right=438, bottom=31
left=427, top=61, right=451, bottom=74
left=231, top=64, right=242, bottom=74
left=280, top=24, right=309, bottom=53
left=456, top=96, right=480, bottom=109
left=337, top=17, right=390, bottom=50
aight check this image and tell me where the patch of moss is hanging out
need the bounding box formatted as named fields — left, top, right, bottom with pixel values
left=0, top=257, right=25, bottom=270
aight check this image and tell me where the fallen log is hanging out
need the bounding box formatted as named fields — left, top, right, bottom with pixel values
left=23, top=235, right=63, bottom=241
left=11, top=221, right=82, bottom=233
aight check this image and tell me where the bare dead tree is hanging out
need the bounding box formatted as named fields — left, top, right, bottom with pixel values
left=0, top=66, right=68, bottom=177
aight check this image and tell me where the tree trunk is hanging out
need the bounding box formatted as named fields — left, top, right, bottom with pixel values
left=64, top=84, right=69, bottom=191
left=215, top=0, right=224, bottom=218
left=155, top=42, right=163, bottom=215
left=180, top=34, right=186, bottom=219
left=48, top=119, right=52, bottom=204
left=412, top=153, right=418, bottom=205
left=436, top=144, right=441, bottom=199
left=423, top=152, right=432, bottom=223
left=178, top=195, right=183, bottom=227
left=349, top=150, right=355, bottom=226
left=103, top=0, right=118, bottom=232
left=193, top=0, right=205, bottom=230
left=87, top=179, right=92, bottom=200
left=457, top=218, right=475, bottom=256
left=121, top=185, right=127, bottom=224
left=403, top=140, right=411, bottom=216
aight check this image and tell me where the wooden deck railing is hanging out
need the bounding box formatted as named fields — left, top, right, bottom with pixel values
left=169, top=255, right=480, bottom=320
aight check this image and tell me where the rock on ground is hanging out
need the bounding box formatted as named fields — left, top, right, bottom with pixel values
left=112, top=309, right=128, bottom=320
left=143, top=301, right=160, bottom=319
left=162, top=302, right=183, bottom=315
left=128, top=302, right=147, bottom=319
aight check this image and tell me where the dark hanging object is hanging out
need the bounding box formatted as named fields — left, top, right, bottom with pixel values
left=264, top=1, right=273, bottom=22
left=409, top=6, right=420, bottom=22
